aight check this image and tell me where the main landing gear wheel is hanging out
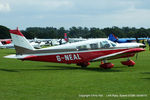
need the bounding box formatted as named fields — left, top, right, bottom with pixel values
left=100, top=63, right=114, bottom=69
left=121, top=60, right=135, bottom=67
left=77, top=62, right=90, bottom=68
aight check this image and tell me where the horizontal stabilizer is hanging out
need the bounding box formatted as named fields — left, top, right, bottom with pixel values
left=4, top=54, right=29, bottom=59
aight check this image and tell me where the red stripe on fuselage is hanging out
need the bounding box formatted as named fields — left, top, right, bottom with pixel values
left=9, top=29, right=24, bottom=37
left=22, top=48, right=144, bottom=64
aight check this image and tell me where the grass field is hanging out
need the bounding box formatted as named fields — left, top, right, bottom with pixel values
left=0, top=46, right=150, bottom=100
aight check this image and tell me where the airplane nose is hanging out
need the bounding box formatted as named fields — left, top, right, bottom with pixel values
left=139, top=44, right=146, bottom=48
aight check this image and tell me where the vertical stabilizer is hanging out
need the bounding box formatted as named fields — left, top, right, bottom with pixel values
left=64, top=33, right=68, bottom=42
left=108, top=34, right=118, bottom=42
left=9, top=28, right=34, bottom=55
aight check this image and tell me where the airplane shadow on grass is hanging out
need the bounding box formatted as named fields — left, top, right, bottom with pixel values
left=0, top=65, right=123, bottom=73
left=141, top=72, right=150, bottom=74
left=140, top=72, right=150, bottom=80
left=141, top=78, right=150, bottom=80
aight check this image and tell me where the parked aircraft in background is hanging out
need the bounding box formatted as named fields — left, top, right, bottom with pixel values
left=0, top=39, right=12, bottom=45
left=0, top=42, right=14, bottom=49
left=29, top=41, right=44, bottom=49
left=68, top=37, right=87, bottom=43
left=28, top=33, right=86, bottom=46
left=58, top=33, right=86, bottom=44
left=5, top=28, right=145, bottom=69
left=0, top=39, right=14, bottom=49
left=0, top=39, right=46, bottom=49
left=108, top=33, right=147, bottom=43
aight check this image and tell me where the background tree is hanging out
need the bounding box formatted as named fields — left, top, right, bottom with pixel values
left=0, top=25, right=10, bottom=39
left=88, top=28, right=106, bottom=38
left=57, top=27, right=67, bottom=38
left=1, top=25, right=150, bottom=39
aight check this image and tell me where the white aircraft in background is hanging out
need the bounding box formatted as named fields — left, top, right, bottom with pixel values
left=0, top=39, right=47, bottom=49
left=5, top=28, right=145, bottom=69
left=0, top=41, right=14, bottom=49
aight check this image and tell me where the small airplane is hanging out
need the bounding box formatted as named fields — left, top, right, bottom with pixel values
left=64, top=32, right=87, bottom=43
left=0, top=40, right=44, bottom=49
left=108, top=33, right=147, bottom=43
left=0, top=38, right=46, bottom=49
left=0, top=39, right=12, bottom=45
left=5, top=28, right=146, bottom=69
left=0, top=41, right=14, bottom=49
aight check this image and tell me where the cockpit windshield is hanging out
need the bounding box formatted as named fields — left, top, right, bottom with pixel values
left=109, top=41, right=116, bottom=47
left=100, top=41, right=111, bottom=48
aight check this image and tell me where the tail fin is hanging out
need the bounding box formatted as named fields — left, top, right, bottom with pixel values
left=64, top=33, right=68, bottom=42
left=108, top=34, right=118, bottom=42
left=9, top=28, right=34, bottom=55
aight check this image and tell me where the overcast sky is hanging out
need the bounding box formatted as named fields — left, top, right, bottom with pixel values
left=0, top=0, right=150, bottom=29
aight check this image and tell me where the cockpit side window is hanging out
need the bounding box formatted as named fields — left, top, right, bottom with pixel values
left=100, top=41, right=110, bottom=48
left=77, top=45, right=87, bottom=50
left=90, top=43, right=98, bottom=49
left=100, top=42, right=103, bottom=48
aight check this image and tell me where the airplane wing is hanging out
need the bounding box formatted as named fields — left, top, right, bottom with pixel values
left=91, top=48, right=144, bottom=61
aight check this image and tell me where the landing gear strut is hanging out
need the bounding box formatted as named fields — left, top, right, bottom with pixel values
left=121, top=58, right=135, bottom=67
left=100, top=60, right=114, bottom=69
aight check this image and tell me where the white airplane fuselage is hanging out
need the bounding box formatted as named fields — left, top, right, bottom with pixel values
left=5, top=29, right=145, bottom=69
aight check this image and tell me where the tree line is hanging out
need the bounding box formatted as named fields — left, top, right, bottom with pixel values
left=0, top=25, right=150, bottom=39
